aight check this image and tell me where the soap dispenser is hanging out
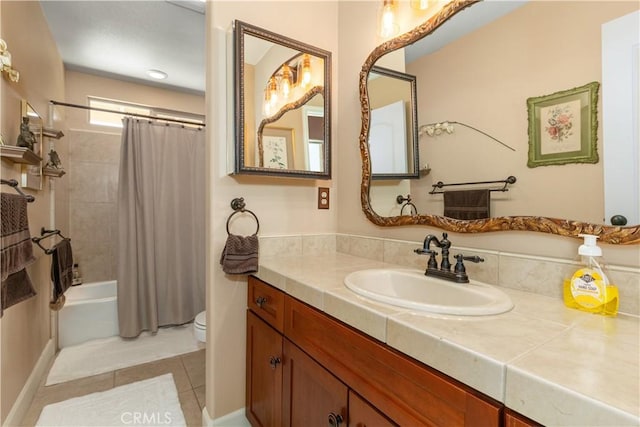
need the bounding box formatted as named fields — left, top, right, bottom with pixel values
left=563, top=234, right=618, bottom=316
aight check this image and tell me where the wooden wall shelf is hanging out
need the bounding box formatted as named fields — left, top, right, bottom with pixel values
left=0, top=146, right=42, bottom=165
left=42, top=167, right=66, bottom=178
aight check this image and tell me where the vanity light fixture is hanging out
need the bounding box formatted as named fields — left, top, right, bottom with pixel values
left=419, top=121, right=516, bottom=151
left=147, top=69, right=168, bottom=80
left=0, top=38, right=20, bottom=82
left=378, top=0, right=400, bottom=38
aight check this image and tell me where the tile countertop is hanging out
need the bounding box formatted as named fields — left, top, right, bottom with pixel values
left=255, top=253, right=640, bottom=427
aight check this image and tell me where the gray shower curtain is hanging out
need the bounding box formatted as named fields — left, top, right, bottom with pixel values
left=117, top=118, right=205, bottom=338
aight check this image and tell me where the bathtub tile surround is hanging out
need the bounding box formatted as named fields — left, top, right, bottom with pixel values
left=67, top=129, right=122, bottom=283
left=21, top=350, right=205, bottom=427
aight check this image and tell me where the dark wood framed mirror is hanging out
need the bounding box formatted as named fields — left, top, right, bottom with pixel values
left=234, top=20, right=331, bottom=179
left=358, top=0, right=640, bottom=244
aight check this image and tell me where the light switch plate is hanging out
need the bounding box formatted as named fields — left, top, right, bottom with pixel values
left=318, top=187, right=330, bottom=209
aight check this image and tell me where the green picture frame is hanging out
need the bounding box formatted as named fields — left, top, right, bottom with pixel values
left=526, top=81, right=599, bottom=168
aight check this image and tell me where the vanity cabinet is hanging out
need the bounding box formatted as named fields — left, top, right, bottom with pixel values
left=246, top=276, right=503, bottom=426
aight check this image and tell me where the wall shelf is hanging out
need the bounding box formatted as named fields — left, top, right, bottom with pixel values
left=42, top=167, right=66, bottom=178
left=0, top=146, right=42, bottom=165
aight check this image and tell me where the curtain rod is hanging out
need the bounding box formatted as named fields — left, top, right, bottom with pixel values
left=49, top=100, right=206, bottom=127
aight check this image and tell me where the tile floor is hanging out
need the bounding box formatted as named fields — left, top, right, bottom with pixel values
left=20, top=349, right=205, bottom=426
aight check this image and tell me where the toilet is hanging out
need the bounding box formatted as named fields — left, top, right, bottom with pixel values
left=194, top=311, right=206, bottom=342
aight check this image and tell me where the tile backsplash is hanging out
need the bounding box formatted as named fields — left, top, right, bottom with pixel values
left=260, top=233, right=640, bottom=316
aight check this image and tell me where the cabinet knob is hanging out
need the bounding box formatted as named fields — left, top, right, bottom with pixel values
left=328, top=412, right=343, bottom=426
left=255, top=296, right=267, bottom=308
left=269, top=356, right=281, bottom=370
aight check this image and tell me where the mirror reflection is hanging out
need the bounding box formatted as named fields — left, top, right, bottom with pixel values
left=368, top=66, right=419, bottom=179
left=20, top=100, right=43, bottom=191
left=234, top=20, right=331, bottom=178
left=360, top=1, right=640, bottom=243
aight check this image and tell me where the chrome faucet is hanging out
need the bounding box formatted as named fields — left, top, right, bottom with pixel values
left=414, top=232, right=484, bottom=283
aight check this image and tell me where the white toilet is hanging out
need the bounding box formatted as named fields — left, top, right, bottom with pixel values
left=194, top=311, right=206, bottom=342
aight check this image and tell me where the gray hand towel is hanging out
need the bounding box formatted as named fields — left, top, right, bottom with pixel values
left=1, top=193, right=37, bottom=317
left=443, top=189, right=491, bottom=220
left=50, top=238, right=74, bottom=309
left=220, top=234, right=259, bottom=274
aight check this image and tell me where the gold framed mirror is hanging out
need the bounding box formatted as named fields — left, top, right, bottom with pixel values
left=234, top=20, right=331, bottom=178
left=359, top=0, right=640, bottom=244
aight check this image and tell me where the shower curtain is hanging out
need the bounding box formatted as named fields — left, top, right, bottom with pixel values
left=117, top=118, right=205, bottom=338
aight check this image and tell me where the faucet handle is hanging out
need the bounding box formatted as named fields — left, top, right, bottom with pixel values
left=414, top=248, right=435, bottom=255
left=453, top=254, right=485, bottom=274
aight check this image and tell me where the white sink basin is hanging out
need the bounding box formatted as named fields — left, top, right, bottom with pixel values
left=344, top=269, right=513, bottom=316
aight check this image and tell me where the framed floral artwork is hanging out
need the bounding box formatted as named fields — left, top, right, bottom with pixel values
left=526, top=81, right=599, bottom=168
left=262, top=126, right=294, bottom=169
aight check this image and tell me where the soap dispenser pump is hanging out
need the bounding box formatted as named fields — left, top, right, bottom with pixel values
left=563, top=234, right=618, bottom=316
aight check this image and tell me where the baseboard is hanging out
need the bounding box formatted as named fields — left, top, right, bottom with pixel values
left=202, top=406, right=250, bottom=427
left=2, top=339, right=55, bottom=427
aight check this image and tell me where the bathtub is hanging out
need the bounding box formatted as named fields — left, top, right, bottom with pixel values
left=58, top=280, right=119, bottom=348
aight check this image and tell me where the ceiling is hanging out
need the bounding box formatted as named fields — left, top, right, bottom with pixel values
left=40, top=0, right=206, bottom=94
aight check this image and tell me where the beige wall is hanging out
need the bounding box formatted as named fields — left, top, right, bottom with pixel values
left=336, top=1, right=640, bottom=268
left=0, top=1, right=65, bottom=423
left=63, top=71, right=204, bottom=283
left=207, top=1, right=339, bottom=418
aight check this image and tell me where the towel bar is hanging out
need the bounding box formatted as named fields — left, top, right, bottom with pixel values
left=226, top=197, right=260, bottom=235
left=429, top=176, right=516, bottom=194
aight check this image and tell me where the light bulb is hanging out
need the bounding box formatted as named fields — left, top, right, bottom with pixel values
left=410, top=0, right=430, bottom=10
left=378, top=0, right=399, bottom=39
left=268, top=77, right=278, bottom=106
left=298, top=54, right=312, bottom=88
left=281, top=65, right=292, bottom=99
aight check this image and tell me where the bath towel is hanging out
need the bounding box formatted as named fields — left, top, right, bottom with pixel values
left=50, top=238, right=74, bottom=310
left=1, top=193, right=37, bottom=317
left=220, top=234, right=259, bottom=274
left=443, top=189, right=491, bottom=220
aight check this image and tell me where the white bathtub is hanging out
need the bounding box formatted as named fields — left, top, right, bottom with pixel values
left=58, top=280, right=119, bottom=348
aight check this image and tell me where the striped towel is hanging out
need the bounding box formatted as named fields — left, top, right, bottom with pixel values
left=219, top=234, right=259, bottom=274
left=1, top=193, right=37, bottom=316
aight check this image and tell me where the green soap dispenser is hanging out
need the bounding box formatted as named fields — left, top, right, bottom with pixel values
left=563, top=234, right=619, bottom=316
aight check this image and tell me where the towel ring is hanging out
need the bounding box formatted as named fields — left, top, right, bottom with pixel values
left=226, top=197, right=260, bottom=235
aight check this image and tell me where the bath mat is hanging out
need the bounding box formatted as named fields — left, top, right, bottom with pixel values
left=46, top=324, right=204, bottom=385
left=36, top=373, right=186, bottom=426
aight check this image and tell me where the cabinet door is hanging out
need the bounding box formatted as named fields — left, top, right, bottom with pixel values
left=349, top=391, right=397, bottom=427
left=246, top=311, right=283, bottom=427
left=504, top=409, right=542, bottom=427
left=283, top=338, right=348, bottom=427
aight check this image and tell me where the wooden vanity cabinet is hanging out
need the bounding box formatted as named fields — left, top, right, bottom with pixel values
left=246, top=276, right=503, bottom=427
left=246, top=311, right=283, bottom=427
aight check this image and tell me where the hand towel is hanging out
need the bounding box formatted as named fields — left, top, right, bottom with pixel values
left=1, top=193, right=37, bottom=317
left=50, top=238, right=74, bottom=309
left=220, top=234, right=259, bottom=274
left=443, top=189, right=491, bottom=220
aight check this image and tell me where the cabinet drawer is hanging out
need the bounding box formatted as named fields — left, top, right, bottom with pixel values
left=248, top=276, right=285, bottom=333
left=285, top=297, right=502, bottom=427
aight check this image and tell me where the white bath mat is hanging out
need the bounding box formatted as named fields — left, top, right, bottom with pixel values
left=46, top=324, right=204, bottom=385
left=36, top=373, right=186, bottom=426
